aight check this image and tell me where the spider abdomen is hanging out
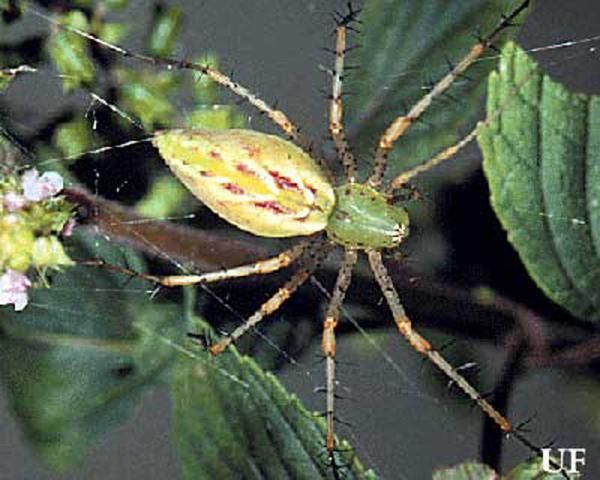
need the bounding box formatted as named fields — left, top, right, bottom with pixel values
left=153, top=129, right=335, bottom=237
left=326, top=183, right=409, bottom=249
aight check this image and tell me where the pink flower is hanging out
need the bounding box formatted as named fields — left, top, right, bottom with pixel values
left=2, top=192, right=27, bottom=212
left=22, top=169, right=64, bottom=202
left=0, top=269, right=32, bottom=311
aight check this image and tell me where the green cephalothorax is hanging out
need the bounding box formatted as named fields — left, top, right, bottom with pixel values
left=326, top=183, right=409, bottom=249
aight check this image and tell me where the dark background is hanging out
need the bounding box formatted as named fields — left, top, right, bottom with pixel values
left=1, top=1, right=600, bottom=479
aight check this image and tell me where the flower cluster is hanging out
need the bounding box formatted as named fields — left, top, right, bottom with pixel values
left=0, top=168, right=75, bottom=311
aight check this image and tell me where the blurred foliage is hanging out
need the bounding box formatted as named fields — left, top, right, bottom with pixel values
left=146, top=3, right=182, bottom=57
left=504, top=459, right=567, bottom=480
left=433, top=460, right=566, bottom=479
left=48, top=10, right=96, bottom=92
left=53, top=118, right=94, bottom=161
left=433, top=462, right=497, bottom=480
left=135, top=173, right=192, bottom=218
left=0, top=69, right=14, bottom=91
left=0, top=232, right=183, bottom=469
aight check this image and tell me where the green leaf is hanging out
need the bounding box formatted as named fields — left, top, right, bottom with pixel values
left=478, top=42, right=600, bottom=322
left=433, top=458, right=567, bottom=479
left=0, top=70, right=14, bottom=91
left=146, top=4, right=183, bottom=57
left=47, top=11, right=96, bottom=92
left=433, top=462, right=496, bottom=480
left=171, top=317, right=376, bottom=480
left=135, top=173, right=192, bottom=218
left=96, top=22, right=129, bottom=45
left=53, top=118, right=93, bottom=161
left=347, top=0, right=531, bottom=178
left=117, top=69, right=179, bottom=128
left=0, top=233, right=183, bottom=470
left=505, top=457, right=566, bottom=480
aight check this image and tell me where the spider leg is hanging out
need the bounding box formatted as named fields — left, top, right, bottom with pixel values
left=386, top=124, right=478, bottom=193
left=366, top=250, right=513, bottom=431
left=368, top=0, right=531, bottom=187
left=80, top=242, right=308, bottom=287
left=322, top=249, right=357, bottom=455
left=329, top=7, right=359, bottom=181
left=387, top=50, right=545, bottom=193
left=25, top=6, right=315, bottom=154
left=209, top=240, right=333, bottom=355
left=367, top=251, right=560, bottom=464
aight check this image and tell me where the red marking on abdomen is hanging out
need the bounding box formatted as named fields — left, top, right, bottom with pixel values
left=253, top=201, right=291, bottom=215
left=268, top=170, right=300, bottom=191
left=236, top=163, right=257, bottom=176
left=241, top=143, right=261, bottom=157
left=209, top=150, right=222, bottom=159
left=223, top=183, right=245, bottom=195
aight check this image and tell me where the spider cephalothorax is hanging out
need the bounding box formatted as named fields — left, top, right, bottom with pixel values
left=326, top=183, right=409, bottom=249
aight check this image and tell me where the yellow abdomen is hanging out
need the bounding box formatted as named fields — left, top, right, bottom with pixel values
left=153, top=129, right=335, bottom=237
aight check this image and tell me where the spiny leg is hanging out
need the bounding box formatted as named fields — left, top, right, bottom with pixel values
left=210, top=240, right=333, bottom=355
left=386, top=125, right=478, bottom=194
left=329, top=3, right=361, bottom=181
left=367, top=251, right=559, bottom=464
left=25, top=5, right=315, bottom=155
left=387, top=48, right=549, bottom=194
left=80, top=242, right=308, bottom=287
left=368, top=0, right=531, bottom=187
left=367, top=251, right=569, bottom=470
left=366, top=250, right=514, bottom=433
left=322, top=249, right=358, bottom=455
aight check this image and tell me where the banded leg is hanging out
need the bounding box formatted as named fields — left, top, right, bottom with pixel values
left=210, top=241, right=333, bottom=355
left=386, top=125, right=478, bottom=194
left=367, top=250, right=512, bottom=433
left=329, top=5, right=360, bottom=181
left=322, top=249, right=357, bottom=455
left=368, top=0, right=531, bottom=186
left=26, top=6, right=312, bottom=153
left=81, top=242, right=307, bottom=287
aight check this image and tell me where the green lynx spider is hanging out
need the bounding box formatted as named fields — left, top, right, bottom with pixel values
left=28, top=0, right=545, bottom=469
